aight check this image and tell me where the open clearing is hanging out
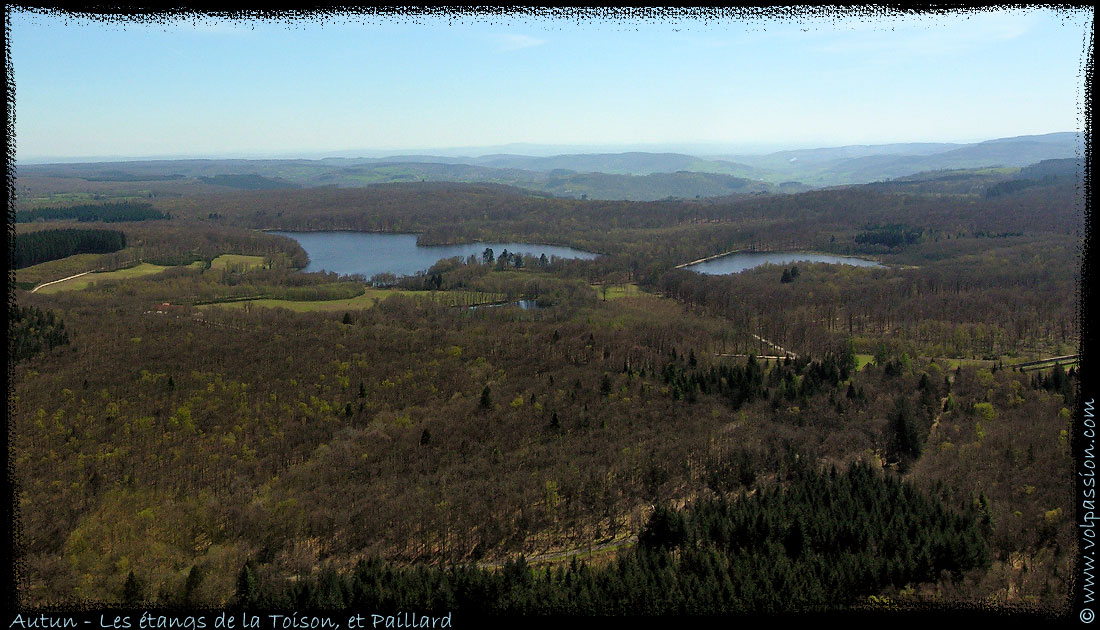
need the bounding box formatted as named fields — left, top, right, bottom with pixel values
left=35, top=263, right=170, bottom=294
left=936, top=357, right=997, bottom=370
left=593, top=282, right=648, bottom=300
left=197, top=288, right=398, bottom=312
left=210, top=254, right=267, bottom=271
left=17, top=253, right=123, bottom=286
left=198, top=288, right=510, bottom=312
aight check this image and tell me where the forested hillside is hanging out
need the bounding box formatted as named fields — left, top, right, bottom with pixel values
left=9, top=157, right=1081, bottom=613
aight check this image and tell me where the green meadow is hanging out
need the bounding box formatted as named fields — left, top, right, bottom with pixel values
left=198, top=289, right=508, bottom=312
left=209, top=254, right=268, bottom=271
left=35, top=263, right=171, bottom=294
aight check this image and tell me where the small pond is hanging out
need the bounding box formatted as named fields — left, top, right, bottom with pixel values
left=687, top=251, right=882, bottom=275
left=467, top=299, right=543, bottom=311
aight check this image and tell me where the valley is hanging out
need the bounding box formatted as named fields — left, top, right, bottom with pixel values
left=9, top=148, right=1083, bottom=614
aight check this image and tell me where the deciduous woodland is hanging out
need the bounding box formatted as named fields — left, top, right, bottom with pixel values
left=9, top=158, right=1081, bottom=613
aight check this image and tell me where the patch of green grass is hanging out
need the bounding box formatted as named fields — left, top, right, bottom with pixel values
left=16, top=253, right=118, bottom=286
left=36, top=263, right=170, bottom=294
left=25, top=193, right=98, bottom=206
left=935, top=357, right=997, bottom=370
left=854, top=354, right=875, bottom=370
left=199, top=288, right=399, bottom=312
left=25, top=193, right=158, bottom=207
left=209, top=254, right=267, bottom=271
left=427, top=290, right=506, bottom=307
left=592, top=283, right=652, bottom=300
left=199, top=288, right=509, bottom=312
left=970, top=167, right=1022, bottom=176
left=531, top=538, right=637, bottom=569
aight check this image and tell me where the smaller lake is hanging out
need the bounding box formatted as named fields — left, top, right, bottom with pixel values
left=687, top=251, right=882, bottom=275
left=270, top=232, right=598, bottom=278
left=467, top=299, right=542, bottom=311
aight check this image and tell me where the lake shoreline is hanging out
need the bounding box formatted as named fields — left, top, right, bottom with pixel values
left=684, top=249, right=885, bottom=275
left=267, top=230, right=599, bottom=278
left=259, top=228, right=604, bottom=256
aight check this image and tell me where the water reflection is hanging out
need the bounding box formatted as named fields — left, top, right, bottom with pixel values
left=687, top=251, right=882, bottom=275
left=269, top=231, right=597, bottom=278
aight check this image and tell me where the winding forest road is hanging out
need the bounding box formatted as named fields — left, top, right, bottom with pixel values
left=30, top=259, right=140, bottom=293
left=751, top=333, right=797, bottom=359
left=30, top=270, right=95, bottom=293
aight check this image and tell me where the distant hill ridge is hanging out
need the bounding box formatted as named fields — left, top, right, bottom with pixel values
left=711, top=132, right=1082, bottom=186
left=17, top=132, right=1080, bottom=197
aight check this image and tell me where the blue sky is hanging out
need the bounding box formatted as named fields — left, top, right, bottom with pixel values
left=9, top=7, right=1093, bottom=161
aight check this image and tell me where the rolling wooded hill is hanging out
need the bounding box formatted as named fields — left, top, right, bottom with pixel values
left=8, top=149, right=1083, bottom=613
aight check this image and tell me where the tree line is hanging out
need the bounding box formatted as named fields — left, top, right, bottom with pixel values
left=13, top=228, right=127, bottom=268
left=17, top=201, right=170, bottom=223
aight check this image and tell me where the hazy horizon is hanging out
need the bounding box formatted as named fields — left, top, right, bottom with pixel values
left=13, top=131, right=1082, bottom=166
left=11, top=8, right=1091, bottom=163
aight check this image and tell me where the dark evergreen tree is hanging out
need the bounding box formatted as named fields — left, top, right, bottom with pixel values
left=887, top=396, right=923, bottom=467
left=639, top=506, right=686, bottom=550
left=122, top=570, right=143, bottom=606
left=235, top=561, right=259, bottom=608
left=480, top=386, right=493, bottom=410
left=600, top=374, right=612, bottom=396
left=182, top=564, right=205, bottom=606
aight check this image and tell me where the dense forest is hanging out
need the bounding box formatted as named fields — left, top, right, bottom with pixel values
left=197, top=174, right=300, bottom=190
left=8, top=156, right=1082, bottom=615
left=16, top=201, right=170, bottom=223
left=12, top=228, right=128, bottom=269
left=9, top=305, right=71, bottom=363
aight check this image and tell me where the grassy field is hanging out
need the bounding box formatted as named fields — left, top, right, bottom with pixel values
left=934, top=357, right=997, bottom=370
left=592, top=283, right=649, bottom=300
left=199, top=288, right=509, bottom=312
left=198, top=288, right=398, bottom=312
left=854, top=354, right=1003, bottom=372
left=429, top=290, right=507, bottom=307
left=35, top=263, right=170, bottom=294
left=16, top=252, right=130, bottom=286
left=478, top=536, right=638, bottom=571
left=209, top=254, right=267, bottom=271
left=24, top=192, right=156, bottom=207
left=528, top=537, right=638, bottom=570
left=969, top=167, right=1022, bottom=176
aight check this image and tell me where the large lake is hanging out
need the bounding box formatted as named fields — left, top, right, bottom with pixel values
left=270, top=231, right=598, bottom=278
left=687, top=251, right=882, bottom=275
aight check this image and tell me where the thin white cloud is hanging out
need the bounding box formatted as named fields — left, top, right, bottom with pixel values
left=495, top=34, right=546, bottom=52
